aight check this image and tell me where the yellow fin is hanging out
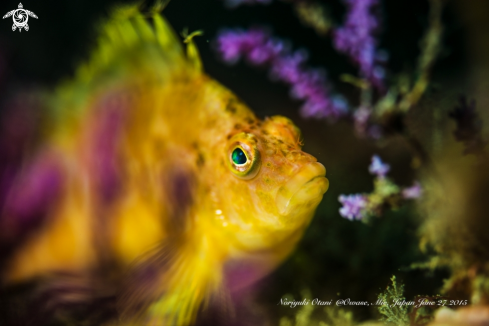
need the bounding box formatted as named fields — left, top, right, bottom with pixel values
left=183, top=29, right=204, bottom=72
left=118, top=236, right=224, bottom=325
left=77, top=5, right=185, bottom=85
left=50, top=4, right=198, bottom=128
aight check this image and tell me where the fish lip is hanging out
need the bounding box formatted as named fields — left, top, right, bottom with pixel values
left=275, top=162, right=329, bottom=216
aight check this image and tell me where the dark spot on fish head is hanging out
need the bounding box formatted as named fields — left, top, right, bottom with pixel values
left=196, top=152, right=205, bottom=167
left=261, top=116, right=301, bottom=148
left=225, top=99, right=237, bottom=114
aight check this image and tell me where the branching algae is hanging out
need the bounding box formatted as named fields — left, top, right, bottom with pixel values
left=377, top=276, right=410, bottom=326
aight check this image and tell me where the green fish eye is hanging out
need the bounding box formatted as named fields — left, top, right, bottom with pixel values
left=232, top=147, right=248, bottom=165
left=227, top=139, right=261, bottom=180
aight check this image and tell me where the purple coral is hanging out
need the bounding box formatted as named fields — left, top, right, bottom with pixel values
left=215, top=28, right=348, bottom=119
left=340, top=157, right=421, bottom=220
left=368, top=155, right=390, bottom=177
left=353, top=107, right=383, bottom=139
left=353, top=106, right=371, bottom=136
left=402, top=182, right=422, bottom=199
left=333, top=0, right=386, bottom=90
left=216, top=29, right=283, bottom=64
left=339, top=194, right=368, bottom=220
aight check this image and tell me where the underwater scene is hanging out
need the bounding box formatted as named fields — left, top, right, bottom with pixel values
left=0, top=0, right=488, bottom=325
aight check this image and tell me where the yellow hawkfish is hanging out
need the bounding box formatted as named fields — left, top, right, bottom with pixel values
left=0, top=4, right=329, bottom=325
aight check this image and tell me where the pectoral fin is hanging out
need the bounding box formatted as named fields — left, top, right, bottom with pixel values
left=118, top=236, right=224, bottom=325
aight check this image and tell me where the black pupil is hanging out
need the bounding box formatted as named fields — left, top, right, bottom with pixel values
left=232, top=148, right=247, bottom=165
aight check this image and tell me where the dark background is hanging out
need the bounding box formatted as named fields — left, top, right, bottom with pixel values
left=0, top=0, right=486, bottom=323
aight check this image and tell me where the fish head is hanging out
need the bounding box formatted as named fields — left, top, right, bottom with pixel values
left=213, top=115, right=329, bottom=252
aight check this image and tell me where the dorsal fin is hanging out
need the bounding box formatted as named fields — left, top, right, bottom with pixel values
left=183, top=29, right=204, bottom=72
left=84, top=4, right=185, bottom=79
left=50, top=4, right=202, bottom=128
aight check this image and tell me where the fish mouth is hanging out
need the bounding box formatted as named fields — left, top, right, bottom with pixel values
left=276, top=162, right=329, bottom=216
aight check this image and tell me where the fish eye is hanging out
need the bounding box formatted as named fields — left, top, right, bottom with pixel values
left=232, top=147, right=248, bottom=165
left=227, top=134, right=261, bottom=180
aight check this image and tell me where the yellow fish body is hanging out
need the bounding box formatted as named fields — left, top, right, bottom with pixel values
left=0, top=5, right=329, bottom=325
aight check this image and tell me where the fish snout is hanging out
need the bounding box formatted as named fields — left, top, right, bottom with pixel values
left=275, top=162, right=329, bottom=216
left=285, top=150, right=317, bottom=163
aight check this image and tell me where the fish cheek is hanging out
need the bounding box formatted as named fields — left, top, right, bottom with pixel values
left=221, top=179, right=254, bottom=223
